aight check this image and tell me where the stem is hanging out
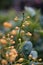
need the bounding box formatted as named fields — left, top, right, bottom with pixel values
left=16, top=12, right=24, bottom=50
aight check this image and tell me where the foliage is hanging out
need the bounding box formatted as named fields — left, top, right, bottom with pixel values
left=0, top=10, right=43, bottom=65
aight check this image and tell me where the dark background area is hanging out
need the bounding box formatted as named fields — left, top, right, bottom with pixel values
left=0, top=0, right=42, bottom=10
left=0, top=0, right=13, bottom=9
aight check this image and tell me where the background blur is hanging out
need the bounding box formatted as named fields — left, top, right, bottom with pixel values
left=0, top=0, right=42, bottom=10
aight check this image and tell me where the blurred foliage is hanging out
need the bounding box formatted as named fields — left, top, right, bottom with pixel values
left=0, top=10, right=43, bottom=65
